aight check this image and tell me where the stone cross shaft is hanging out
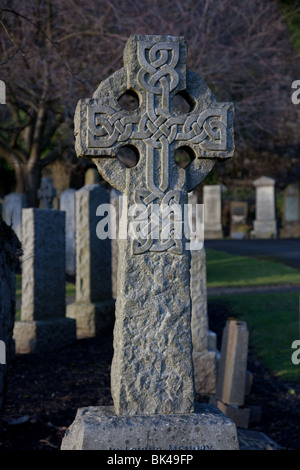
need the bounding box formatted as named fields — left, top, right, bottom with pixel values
left=75, top=34, right=234, bottom=416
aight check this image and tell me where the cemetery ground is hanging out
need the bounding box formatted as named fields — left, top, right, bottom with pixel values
left=1, top=248, right=300, bottom=451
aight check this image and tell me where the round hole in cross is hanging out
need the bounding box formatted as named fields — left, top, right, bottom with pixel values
left=173, top=90, right=195, bottom=114
left=116, top=145, right=139, bottom=168
left=174, top=146, right=195, bottom=169
left=118, top=90, right=139, bottom=111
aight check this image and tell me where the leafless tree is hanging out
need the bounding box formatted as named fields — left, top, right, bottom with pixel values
left=0, top=0, right=299, bottom=204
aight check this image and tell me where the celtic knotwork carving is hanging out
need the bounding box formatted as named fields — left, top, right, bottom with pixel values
left=87, top=103, right=228, bottom=152
left=137, top=42, right=180, bottom=95
left=130, top=189, right=183, bottom=255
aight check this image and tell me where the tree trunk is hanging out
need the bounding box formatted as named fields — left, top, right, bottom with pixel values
left=26, top=161, right=41, bottom=208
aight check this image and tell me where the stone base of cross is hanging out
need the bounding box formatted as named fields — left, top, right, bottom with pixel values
left=61, top=34, right=238, bottom=450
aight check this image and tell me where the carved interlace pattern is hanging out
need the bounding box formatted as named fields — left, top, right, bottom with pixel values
left=85, top=40, right=229, bottom=255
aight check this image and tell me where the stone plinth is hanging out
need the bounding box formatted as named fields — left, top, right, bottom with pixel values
left=61, top=404, right=239, bottom=450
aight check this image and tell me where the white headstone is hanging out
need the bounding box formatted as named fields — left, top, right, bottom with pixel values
left=203, top=185, right=223, bottom=239
left=3, top=192, right=27, bottom=242
left=253, top=176, right=277, bottom=238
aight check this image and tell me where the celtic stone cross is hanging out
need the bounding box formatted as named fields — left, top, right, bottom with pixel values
left=75, top=34, right=234, bottom=416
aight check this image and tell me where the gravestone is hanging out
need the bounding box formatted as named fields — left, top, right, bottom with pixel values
left=0, top=217, right=21, bottom=429
left=0, top=80, right=5, bottom=104
left=253, top=176, right=277, bottom=238
left=66, top=184, right=115, bottom=338
left=280, top=184, right=300, bottom=238
left=203, top=185, right=223, bottom=239
left=60, top=188, right=76, bottom=276
left=4, top=192, right=27, bottom=242
left=13, top=209, right=76, bottom=353
left=230, top=201, right=248, bottom=239
left=84, top=167, right=101, bottom=185
left=189, top=192, right=217, bottom=395
left=37, top=177, right=56, bottom=209
left=61, top=34, right=237, bottom=450
left=210, top=319, right=251, bottom=428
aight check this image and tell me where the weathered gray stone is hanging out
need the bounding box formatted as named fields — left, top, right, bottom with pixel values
left=66, top=184, right=115, bottom=338
left=230, top=201, right=248, bottom=239
left=189, top=191, right=217, bottom=394
left=60, top=188, right=76, bottom=276
left=13, top=208, right=76, bottom=353
left=61, top=404, right=239, bottom=450
left=253, top=176, right=277, bottom=238
left=216, top=319, right=249, bottom=406
left=62, top=34, right=236, bottom=450
left=203, top=185, right=223, bottom=239
left=84, top=167, right=101, bottom=185
left=37, top=177, right=56, bottom=209
left=280, top=184, right=300, bottom=238
left=110, top=188, right=122, bottom=299
left=210, top=319, right=252, bottom=428
left=3, top=192, right=27, bottom=242
left=0, top=80, right=5, bottom=104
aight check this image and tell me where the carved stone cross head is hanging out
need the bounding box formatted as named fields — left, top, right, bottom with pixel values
left=75, top=34, right=234, bottom=197
left=37, top=177, right=56, bottom=209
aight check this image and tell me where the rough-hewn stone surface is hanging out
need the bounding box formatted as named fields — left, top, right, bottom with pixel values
left=67, top=33, right=234, bottom=421
left=74, top=34, right=233, bottom=416
left=61, top=404, right=239, bottom=450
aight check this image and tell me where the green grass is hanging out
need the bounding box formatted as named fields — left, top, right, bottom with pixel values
left=209, top=293, right=300, bottom=382
left=15, top=274, right=75, bottom=321
left=206, top=249, right=300, bottom=382
left=206, top=249, right=300, bottom=288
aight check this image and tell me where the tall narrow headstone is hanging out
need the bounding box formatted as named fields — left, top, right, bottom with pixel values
left=280, top=184, right=300, bottom=238
left=60, top=188, right=76, bottom=276
left=66, top=184, right=115, bottom=338
left=62, top=34, right=238, bottom=450
left=3, top=192, right=27, bottom=242
left=13, top=209, right=76, bottom=353
left=210, top=319, right=252, bottom=428
left=84, top=167, right=100, bottom=185
left=253, top=176, right=277, bottom=238
left=189, top=192, right=217, bottom=395
left=37, top=177, right=56, bottom=209
left=203, top=185, right=223, bottom=239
